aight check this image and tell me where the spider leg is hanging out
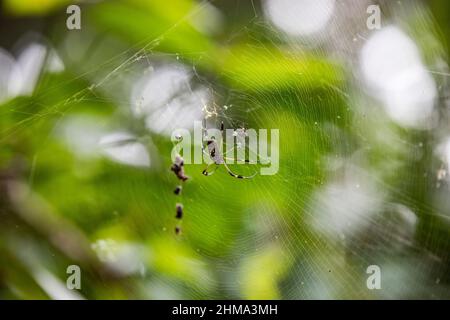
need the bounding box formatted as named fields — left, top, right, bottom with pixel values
left=223, top=162, right=257, bottom=179
left=202, top=163, right=219, bottom=176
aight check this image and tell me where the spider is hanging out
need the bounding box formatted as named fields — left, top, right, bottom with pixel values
left=201, top=120, right=257, bottom=179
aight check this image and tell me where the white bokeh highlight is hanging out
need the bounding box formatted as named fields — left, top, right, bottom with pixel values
left=360, top=26, right=437, bottom=128
left=0, top=42, right=64, bottom=104
left=263, top=0, right=335, bottom=37
left=309, top=169, right=383, bottom=239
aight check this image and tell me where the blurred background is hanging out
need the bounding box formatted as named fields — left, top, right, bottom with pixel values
left=1, top=0, right=450, bottom=299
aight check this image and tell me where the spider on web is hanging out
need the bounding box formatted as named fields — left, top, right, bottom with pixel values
left=201, top=119, right=258, bottom=179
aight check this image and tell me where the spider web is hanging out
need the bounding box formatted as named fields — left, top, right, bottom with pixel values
left=2, top=0, right=450, bottom=300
